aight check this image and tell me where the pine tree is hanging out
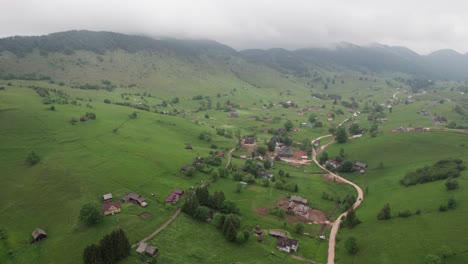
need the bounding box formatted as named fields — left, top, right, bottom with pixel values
left=195, top=186, right=210, bottom=206
left=225, top=223, right=238, bottom=242
left=83, top=244, right=101, bottom=264
left=182, top=193, right=199, bottom=216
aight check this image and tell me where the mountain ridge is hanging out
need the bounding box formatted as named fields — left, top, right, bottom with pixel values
left=1, top=30, right=467, bottom=80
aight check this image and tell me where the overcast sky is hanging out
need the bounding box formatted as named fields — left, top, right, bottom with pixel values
left=1, top=0, right=468, bottom=54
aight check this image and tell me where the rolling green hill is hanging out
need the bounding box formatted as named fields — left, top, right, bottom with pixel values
left=0, top=30, right=467, bottom=264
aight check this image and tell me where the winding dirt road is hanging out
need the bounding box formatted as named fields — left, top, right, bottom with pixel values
left=311, top=135, right=364, bottom=264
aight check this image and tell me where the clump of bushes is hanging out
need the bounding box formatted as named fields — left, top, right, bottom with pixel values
left=400, top=159, right=465, bottom=186
left=25, top=150, right=40, bottom=166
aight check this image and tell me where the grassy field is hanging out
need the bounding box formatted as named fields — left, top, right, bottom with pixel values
left=325, top=132, right=468, bottom=264
left=0, top=81, right=356, bottom=263
left=1, top=49, right=467, bottom=264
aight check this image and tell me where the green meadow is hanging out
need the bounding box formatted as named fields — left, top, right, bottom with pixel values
left=325, top=132, right=468, bottom=264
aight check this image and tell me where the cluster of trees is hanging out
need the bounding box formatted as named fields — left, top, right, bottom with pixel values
left=0, top=72, right=51, bottom=81
left=400, top=159, right=465, bottom=186
left=199, top=131, right=213, bottom=142
left=311, top=93, right=341, bottom=100
left=335, top=127, right=348, bottom=143
left=341, top=209, right=361, bottom=228
left=345, top=236, right=359, bottom=255
left=439, top=197, right=457, bottom=212
left=83, top=229, right=130, bottom=264
left=445, top=178, right=459, bottom=190
left=183, top=187, right=245, bottom=242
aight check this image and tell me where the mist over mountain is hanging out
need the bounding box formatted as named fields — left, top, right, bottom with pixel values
left=1, top=30, right=467, bottom=80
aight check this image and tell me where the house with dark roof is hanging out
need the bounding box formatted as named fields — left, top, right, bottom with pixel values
left=290, top=196, right=308, bottom=205
left=244, top=137, right=255, bottom=144
left=228, top=111, right=239, bottom=118
left=136, top=242, right=159, bottom=257
left=276, top=237, right=299, bottom=253
left=269, top=229, right=288, bottom=238
left=257, top=170, right=273, bottom=179
left=278, top=146, right=293, bottom=158
left=165, top=190, right=184, bottom=204
left=102, top=202, right=121, bottom=216
left=32, top=228, right=47, bottom=243
left=122, top=193, right=147, bottom=207
left=354, top=162, right=368, bottom=173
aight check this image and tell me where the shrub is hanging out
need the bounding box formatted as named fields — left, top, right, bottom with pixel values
left=447, top=197, right=457, bottom=209
left=345, top=236, right=358, bottom=255
left=398, top=210, right=412, bottom=218
left=25, top=150, right=40, bottom=166
left=103, top=99, right=111, bottom=104
left=445, top=178, right=459, bottom=190
left=424, top=254, right=442, bottom=264
left=79, top=203, right=102, bottom=226
left=377, top=203, right=391, bottom=220
left=439, top=205, right=448, bottom=212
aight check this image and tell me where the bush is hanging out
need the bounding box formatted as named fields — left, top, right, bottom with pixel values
left=415, top=209, right=421, bottom=215
left=445, top=178, right=459, bottom=190
left=398, top=210, right=412, bottom=218
left=424, top=254, right=442, bottom=264
left=439, top=205, right=448, bottom=212
left=79, top=203, right=102, bottom=226
left=104, top=99, right=111, bottom=104
left=447, top=197, right=457, bottom=209
left=25, top=150, right=40, bottom=166
left=345, top=236, right=358, bottom=255
left=377, top=203, right=391, bottom=220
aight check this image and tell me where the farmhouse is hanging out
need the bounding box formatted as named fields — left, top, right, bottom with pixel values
left=312, top=139, right=320, bottom=147
left=276, top=237, right=299, bottom=253
left=228, top=111, right=239, bottom=118
left=122, top=193, right=147, bottom=207
left=435, top=116, right=447, bottom=123
left=290, top=195, right=308, bottom=205
left=102, top=202, right=121, bottom=216
left=257, top=170, right=273, bottom=179
left=244, top=137, right=255, bottom=144
left=165, top=190, right=184, bottom=203
left=32, top=228, right=47, bottom=243
left=326, top=160, right=341, bottom=169
left=102, top=193, right=112, bottom=202
left=269, top=229, right=288, bottom=238
left=293, top=151, right=307, bottom=160
left=278, top=146, right=293, bottom=158
left=354, top=162, right=368, bottom=173
left=136, top=242, right=159, bottom=257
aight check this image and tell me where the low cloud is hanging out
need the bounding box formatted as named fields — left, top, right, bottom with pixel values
left=1, top=0, right=467, bottom=54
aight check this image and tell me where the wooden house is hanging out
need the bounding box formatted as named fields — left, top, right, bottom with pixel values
left=32, top=228, right=47, bottom=243
left=102, top=202, right=121, bottom=216
left=276, top=237, right=299, bottom=253
left=102, top=193, right=113, bottom=202
left=122, top=193, right=147, bottom=207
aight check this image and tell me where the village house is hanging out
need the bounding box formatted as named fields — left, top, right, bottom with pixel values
left=435, top=116, right=447, bottom=123
left=102, top=193, right=113, bottom=202
left=32, top=228, right=47, bottom=243
left=227, top=111, right=239, bottom=118
left=276, top=237, right=299, bottom=253
left=327, top=113, right=334, bottom=121
left=136, top=242, right=159, bottom=257
left=244, top=137, right=255, bottom=144
left=293, top=151, right=307, bottom=160
left=354, top=162, right=368, bottom=173
left=269, top=229, right=288, bottom=239
left=297, top=111, right=304, bottom=116
left=290, top=195, right=308, bottom=205
left=326, top=160, right=341, bottom=170
left=257, top=170, right=273, bottom=179
left=418, top=110, right=429, bottom=115
left=122, top=193, right=147, bottom=207
left=278, top=146, right=293, bottom=158
left=165, top=190, right=184, bottom=204
left=102, top=202, right=121, bottom=216
left=293, top=127, right=300, bottom=132
left=312, top=139, right=320, bottom=147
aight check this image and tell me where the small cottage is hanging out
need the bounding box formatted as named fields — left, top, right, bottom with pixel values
left=102, top=193, right=113, bottom=202
left=32, top=228, right=47, bottom=242
left=277, top=237, right=299, bottom=253
left=269, top=229, right=288, bottom=239
left=122, top=193, right=147, bottom=207
left=290, top=196, right=308, bottom=205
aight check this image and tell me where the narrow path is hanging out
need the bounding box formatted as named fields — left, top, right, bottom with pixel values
left=311, top=135, right=364, bottom=264
left=131, top=208, right=182, bottom=248
left=392, top=91, right=401, bottom=101
left=225, top=147, right=236, bottom=169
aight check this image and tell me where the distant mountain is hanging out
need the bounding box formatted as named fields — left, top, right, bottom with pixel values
left=0, top=30, right=468, bottom=80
